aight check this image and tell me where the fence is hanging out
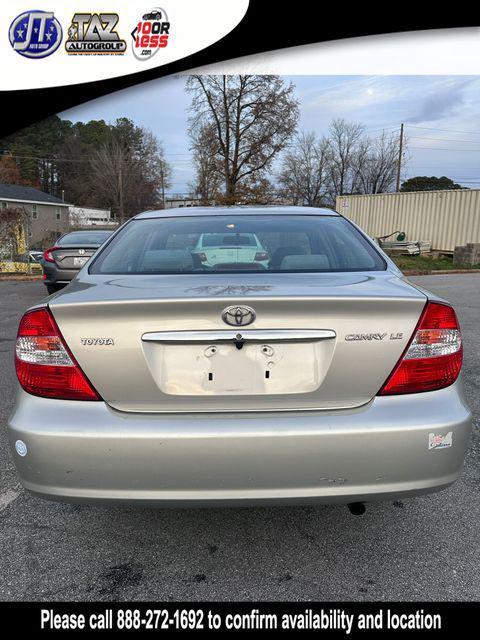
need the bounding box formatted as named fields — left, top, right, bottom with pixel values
left=336, top=189, right=480, bottom=252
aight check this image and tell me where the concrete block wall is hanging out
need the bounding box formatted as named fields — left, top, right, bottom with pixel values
left=453, top=243, right=480, bottom=266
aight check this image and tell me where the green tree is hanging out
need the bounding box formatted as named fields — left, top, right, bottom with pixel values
left=401, top=176, right=464, bottom=192
left=1, top=115, right=72, bottom=191
left=56, top=119, right=113, bottom=205
left=0, top=117, right=171, bottom=217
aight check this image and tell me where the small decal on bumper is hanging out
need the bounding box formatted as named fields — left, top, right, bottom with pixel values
left=429, top=432, right=453, bottom=450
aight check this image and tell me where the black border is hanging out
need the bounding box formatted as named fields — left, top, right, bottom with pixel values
left=1, top=1, right=479, bottom=137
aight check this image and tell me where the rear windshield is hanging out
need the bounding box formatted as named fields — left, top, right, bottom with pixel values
left=59, top=231, right=112, bottom=246
left=89, top=215, right=385, bottom=275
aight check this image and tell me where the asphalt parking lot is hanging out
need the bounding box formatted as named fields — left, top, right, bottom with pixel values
left=0, top=275, right=478, bottom=601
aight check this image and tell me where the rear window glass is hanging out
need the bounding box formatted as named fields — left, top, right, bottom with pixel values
left=59, top=232, right=112, bottom=245
left=89, top=215, right=385, bottom=275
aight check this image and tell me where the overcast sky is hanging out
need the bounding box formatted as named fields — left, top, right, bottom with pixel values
left=61, top=75, right=480, bottom=195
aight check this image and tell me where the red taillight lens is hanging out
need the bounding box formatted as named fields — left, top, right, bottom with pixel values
left=254, top=252, right=269, bottom=261
left=15, top=308, right=101, bottom=401
left=43, top=247, right=59, bottom=263
left=378, top=302, right=463, bottom=395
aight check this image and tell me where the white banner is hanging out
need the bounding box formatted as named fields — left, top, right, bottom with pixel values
left=190, top=27, right=480, bottom=75
left=1, top=0, right=249, bottom=90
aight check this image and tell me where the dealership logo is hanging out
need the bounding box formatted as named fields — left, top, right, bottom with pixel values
left=65, top=13, right=126, bottom=54
left=131, top=7, right=170, bottom=60
left=9, top=10, right=62, bottom=59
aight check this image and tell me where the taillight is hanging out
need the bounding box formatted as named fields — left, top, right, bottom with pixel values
left=378, top=301, right=463, bottom=395
left=254, top=252, right=269, bottom=261
left=15, top=308, right=101, bottom=401
left=43, top=247, right=59, bottom=263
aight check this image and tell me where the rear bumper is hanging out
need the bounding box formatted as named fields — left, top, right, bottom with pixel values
left=8, top=382, right=472, bottom=506
left=42, top=262, right=78, bottom=284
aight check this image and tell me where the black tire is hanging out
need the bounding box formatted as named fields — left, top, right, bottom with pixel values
left=46, top=284, right=62, bottom=295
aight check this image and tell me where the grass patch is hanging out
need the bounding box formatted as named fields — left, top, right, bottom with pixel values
left=390, top=254, right=480, bottom=272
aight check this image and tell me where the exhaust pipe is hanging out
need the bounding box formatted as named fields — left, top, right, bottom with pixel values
left=347, top=502, right=366, bottom=516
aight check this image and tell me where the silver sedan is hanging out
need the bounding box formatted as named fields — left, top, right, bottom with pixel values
left=8, top=207, right=472, bottom=508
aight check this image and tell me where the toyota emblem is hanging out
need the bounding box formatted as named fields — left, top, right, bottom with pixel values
left=221, top=305, right=256, bottom=327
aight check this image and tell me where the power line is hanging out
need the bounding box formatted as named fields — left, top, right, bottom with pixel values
left=406, top=125, right=480, bottom=136
left=405, top=164, right=479, bottom=168
left=409, top=146, right=480, bottom=152
left=365, top=125, right=400, bottom=134
left=0, top=150, right=193, bottom=162
left=409, top=136, right=480, bottom=144
left=0, top=153, right=193, bottom=167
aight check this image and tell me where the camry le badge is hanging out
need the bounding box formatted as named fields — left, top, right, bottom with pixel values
left=345, top=332, right=404, bottom=341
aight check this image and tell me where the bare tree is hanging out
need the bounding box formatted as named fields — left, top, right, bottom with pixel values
left=187, top=75, right=299, bottom=204
left=276, top=120, right=406, bottom=203
left=140, top=131, right=172, bottom=209
left=277, top=132, right=330, bottom=206
left=327, top=119, right=365, bottom=197
left=90, top=141, right=134, bottom=223
left=89, top=129, right=171, bottom=221
left=357, top=131, right=400, bottom=194
left=189, top=123, right=222, bottom=204
left=135, top=129, right=172, bottom=205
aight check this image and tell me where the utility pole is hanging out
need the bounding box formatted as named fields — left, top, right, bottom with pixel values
left=160, top=163, right=165, bottom=209
left=396, top=123, right=404, bottom=192
left=118, top=163, right=124, bottom=223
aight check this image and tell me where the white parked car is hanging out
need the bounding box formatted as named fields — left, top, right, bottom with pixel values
left=192, top=232, right=269, bottom=269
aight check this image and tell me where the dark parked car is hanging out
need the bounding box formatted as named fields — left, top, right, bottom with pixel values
left=42, top=230, right=113, bottom=294
left=29, top=250, right=44, bottom=263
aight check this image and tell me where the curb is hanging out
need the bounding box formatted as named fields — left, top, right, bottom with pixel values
left=402, top=269, right=480, bottom=276
left=0, top=275, right=42, bottom=281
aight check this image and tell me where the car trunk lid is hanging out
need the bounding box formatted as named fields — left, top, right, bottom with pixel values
left=51, top=246, right=97, bottom=270
left=49, top=272, right=427, bottom=413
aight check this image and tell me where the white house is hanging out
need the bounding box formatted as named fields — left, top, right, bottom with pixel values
left=69, top=206, right=117, bottom=227
left=165, top=197, right=215, bottom=209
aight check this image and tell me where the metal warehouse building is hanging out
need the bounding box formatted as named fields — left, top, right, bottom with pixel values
left=336, top=189, right=480, bottom=252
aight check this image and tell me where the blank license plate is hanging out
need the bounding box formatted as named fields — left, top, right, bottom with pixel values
left=153, top=342, right=322, bottom=396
